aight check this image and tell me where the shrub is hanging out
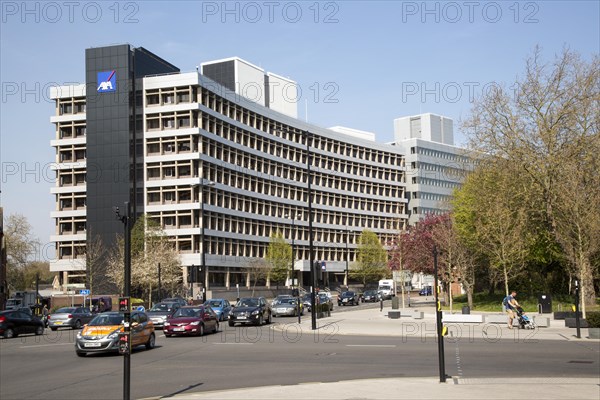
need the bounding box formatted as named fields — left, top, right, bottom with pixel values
left=585, top=311, right=600, bottom=328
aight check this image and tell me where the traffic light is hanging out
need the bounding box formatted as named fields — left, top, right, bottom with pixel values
left=188, top=265, right=202, bottom=283
left=118, top=297, right=130, bottom=312
left=118, top=332, right=129, bottom=355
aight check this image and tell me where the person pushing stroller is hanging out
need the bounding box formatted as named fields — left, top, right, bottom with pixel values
left=503, top=291, right=520, bottom=329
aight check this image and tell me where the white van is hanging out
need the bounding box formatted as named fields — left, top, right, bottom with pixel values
left=377, top=279, right=396, bottom=299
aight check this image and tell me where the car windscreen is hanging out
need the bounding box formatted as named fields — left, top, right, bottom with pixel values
left=149, top=303, right=175, bottom=312
left=205, top=301, right=222, bottom=307
left=237, top=299, right=259, bottom=307
left=173, top=308, right=201, bottom=318
left=55, top=307, right=76, bottom=313
left=89, top=314, right=123, bottom=326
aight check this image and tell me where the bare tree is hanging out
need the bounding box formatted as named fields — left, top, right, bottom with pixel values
left=247, top=259, right=269, bottom=296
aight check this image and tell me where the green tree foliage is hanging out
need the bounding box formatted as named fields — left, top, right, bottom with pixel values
left=463, top=47, right=600, bottom=309
left=266, top=231, right=291, bottom=289
left=350, top=230, right=388, bottom=287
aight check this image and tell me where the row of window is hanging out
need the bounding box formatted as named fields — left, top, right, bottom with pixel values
left=150, top=86, right=403, bottom=166
left=57, top=97, right=86, bottom=116
left=56, top=122, right=86, bottom=140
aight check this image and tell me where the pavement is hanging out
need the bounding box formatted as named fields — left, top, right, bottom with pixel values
left=145, top=299, right=600, bottom=400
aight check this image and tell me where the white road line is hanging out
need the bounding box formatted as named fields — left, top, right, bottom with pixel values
left=213, top=342, right=255, bottom=345
left=346, top=344, right=396, bottom=348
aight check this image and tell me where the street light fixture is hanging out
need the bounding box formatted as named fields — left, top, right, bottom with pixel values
left=274, top=129, right=316, bottom=330
left=199, top=179, right=215, bottom=303
left=114, top=202, right=132, bottom=400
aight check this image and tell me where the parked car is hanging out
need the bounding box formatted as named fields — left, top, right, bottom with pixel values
left=272, top=297, right=303, bottom=317
left=146, top=302, right=181, bottom=328
left=419, top=286, right=433, bottom=296
left=161, top=297, right=188, bottom=307
left=0, top=310, right=45, bottom=338
left=203, top=299, right=232, bottom=321
left=164, top=306, right=219, bottom=337
left=338, top=291, right=360, bottom=306
left=75, top=311, right=155, bottom=357
left=362, top=290, right=382, bottom=303
left=48, top=307, right=94, bottom=330
left=229, top=297, right=272, bottom=326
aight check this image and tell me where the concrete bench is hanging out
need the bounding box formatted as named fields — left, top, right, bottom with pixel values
left=388, top=311, right=401, bottom=319
left=485, top=314, right=508, bottom=324
left=388, top=310, right=424, bottom=320
left=533, top=316, right=550, bottom=327
left=442, top=313, right=484, bottom=323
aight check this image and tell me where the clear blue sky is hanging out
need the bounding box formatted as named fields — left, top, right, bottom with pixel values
left=1, top=1, right=599, bottom=254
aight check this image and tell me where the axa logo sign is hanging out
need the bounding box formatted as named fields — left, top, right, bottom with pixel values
left=97, top=70, right=116, bottom=93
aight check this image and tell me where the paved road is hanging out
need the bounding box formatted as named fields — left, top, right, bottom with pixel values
left=1, top=318, right=598, bottom=400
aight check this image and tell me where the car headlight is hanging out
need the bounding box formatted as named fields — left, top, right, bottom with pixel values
left=251, top=309, right=260, bottom=315
left=190, top=321, right=200, bottom=325
left=164, top=322, right=170, bottom=326
left=107, top=329, right=120, bottom=339
left=76, top=331, right=82, bottom=339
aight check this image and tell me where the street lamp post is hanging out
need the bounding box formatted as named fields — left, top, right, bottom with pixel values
left=114, top=202, right=132, bottom=400
left=342, top=229, right=349, bottom=289
left=433, top=245, right=446, bottom=383
left=304, top=131, right=317, bottom=330
left=199, top=179, right=215, bottom=303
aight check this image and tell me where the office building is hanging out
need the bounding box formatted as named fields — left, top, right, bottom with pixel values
left=49, top=44, right=408, bottom=292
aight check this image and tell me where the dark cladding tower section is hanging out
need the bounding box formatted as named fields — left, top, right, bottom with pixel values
left=84, top=45, right=179, bottom=259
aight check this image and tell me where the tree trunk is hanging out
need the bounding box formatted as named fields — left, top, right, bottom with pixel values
left=467, top=286, right=474, bottom=309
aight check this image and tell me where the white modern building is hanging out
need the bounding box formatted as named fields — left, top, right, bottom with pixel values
left=392, top=113, right=474, bottom=225
left=49, top=44, right=408, bottom=293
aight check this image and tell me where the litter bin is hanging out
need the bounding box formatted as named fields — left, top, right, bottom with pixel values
left=538, top=294, right=552, bottom=313
left=391, top=296, right=400, bottom=309
left=462, top=305, right=470, bottom=315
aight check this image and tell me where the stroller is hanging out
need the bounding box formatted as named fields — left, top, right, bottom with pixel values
left=515, top=306, right=536, bottom=329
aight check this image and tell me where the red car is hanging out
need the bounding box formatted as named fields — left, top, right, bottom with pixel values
left=163, top=306, right=219, bottom=337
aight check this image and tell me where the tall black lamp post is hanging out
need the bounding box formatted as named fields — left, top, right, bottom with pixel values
left=433, top=245, right=446, bottom=383
left=199, top=179, right=215, bottom=302
left=114, top=202, right=132, bottom=400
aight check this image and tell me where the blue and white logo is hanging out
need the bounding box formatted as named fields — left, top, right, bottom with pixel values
left=97, top=70, right=116, bottom=93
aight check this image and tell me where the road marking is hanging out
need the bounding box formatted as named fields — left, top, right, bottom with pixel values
left=213, top=342, right=255, bottom=345
left=345, top=344, right=396, bottom=348
left=19, top=343, right=74, bottom=349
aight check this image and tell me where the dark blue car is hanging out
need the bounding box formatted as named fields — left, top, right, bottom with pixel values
left=419, top=286, right=433, bottom=296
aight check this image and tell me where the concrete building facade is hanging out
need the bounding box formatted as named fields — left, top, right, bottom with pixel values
left=49, top=44, right=408, bottom=292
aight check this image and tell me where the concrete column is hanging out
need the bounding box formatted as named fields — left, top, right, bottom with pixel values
left=246, top=271, right=250, bottom=289
left=204, top=266, right=210, bottom=290
left=225, top=270, right=230, bottom=289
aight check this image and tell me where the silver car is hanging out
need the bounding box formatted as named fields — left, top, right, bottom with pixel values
left=48, top=307, right=94, bottom=330
left=272, top=298, right=303, bottom=317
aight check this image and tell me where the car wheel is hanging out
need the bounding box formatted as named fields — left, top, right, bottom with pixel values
left=50, top=327, right=58, bottom=331
left=35, top=326, right=44, bottom=335
left=256, top=315, right=263, bottom=326
left=4, top=328, right=15, bottom=339
left=145, top=333, right=155, bottom=349
left=76, top=351, right=86, bottom=357
left=213, top=322, right=219, bottom=333
left=74, top=320, right=82, bottom=329
left=228, top=320, right=234, bottom=327
left=199, top=324, right=204, bottom=336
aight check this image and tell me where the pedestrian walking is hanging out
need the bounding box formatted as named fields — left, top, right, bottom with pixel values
left=42, top=304, right=49, bottom=327
left=503, top=290, right=520, bottom=329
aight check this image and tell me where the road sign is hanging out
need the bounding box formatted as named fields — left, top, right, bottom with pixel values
left=80, top=289, right=90, bottom=295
